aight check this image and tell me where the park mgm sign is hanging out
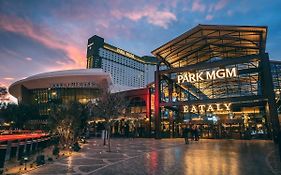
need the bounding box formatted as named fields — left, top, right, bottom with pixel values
left=177, top=67, right=237, bottom=84
left=177, top=67, right=237, bottom=113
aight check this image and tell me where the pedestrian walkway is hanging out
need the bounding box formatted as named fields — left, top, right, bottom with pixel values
left=4, top=146, right=73, bottom=174
left=26, top=138, right=281, bottom=175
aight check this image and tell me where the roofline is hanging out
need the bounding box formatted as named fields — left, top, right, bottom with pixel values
left=9, top=69, right=112, bottom=98
left=9, top=69, right=109, bottom=87
left=103, top=43, right=157, bottom=64
left=151, top=24, right=201, bottom=56
left=270, top=59, right=281, bottom=64
left=151, top=24, right=268, bottom=57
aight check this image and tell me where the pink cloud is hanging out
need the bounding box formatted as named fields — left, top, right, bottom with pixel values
left=205, top=14, right=214, bottom=20
left=0, top=15, right=85, bottom=70
left=214, top=0, right=228, bottom=10
left=111, top=6, right=176, bottom=29
left=192, top=0, right=206, bottom=12
left=25, top=57, right=32, bottom=61
left=3, top=77, right=14, bottom=80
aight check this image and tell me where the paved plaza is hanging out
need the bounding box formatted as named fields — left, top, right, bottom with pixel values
left=25, top=138, right=281, bottom=175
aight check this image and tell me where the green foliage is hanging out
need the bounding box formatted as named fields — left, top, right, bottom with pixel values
left=0, top=86, right=8, bottom=101
left=52, top=146, right=60, bottom=156
left=0, top=103, right=40, bottom=129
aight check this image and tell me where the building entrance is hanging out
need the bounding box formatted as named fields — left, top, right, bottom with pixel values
left=150, top=25, right=280, bottom=140
left=158, top=104, right=269, bottom=140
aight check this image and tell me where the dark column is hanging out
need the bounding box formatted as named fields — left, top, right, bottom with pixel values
left=14, top=140, right=19, bottom=160
left=0, top=145, right=7, bottom=174
left=10, top=145, right=18, bottom=160
left=5, top=141, right=11, bottom=161
left=17, top=141, right=25, bottom=161
left=31, top=140, right=37, bottom=152
left=260, top=53, right=281, bottom=143
left=25, top=141, right=32, bottom=155
left=154, top=63, right=161, bottom=139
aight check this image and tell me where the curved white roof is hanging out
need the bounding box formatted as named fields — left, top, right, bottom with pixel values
left=9, top=69, right=112, bottom=98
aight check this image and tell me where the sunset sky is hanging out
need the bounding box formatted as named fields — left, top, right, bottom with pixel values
left=1, top=0, right=281, bottom=102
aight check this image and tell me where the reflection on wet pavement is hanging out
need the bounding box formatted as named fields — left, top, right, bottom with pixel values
left=27, top=139, right=281, bottom=175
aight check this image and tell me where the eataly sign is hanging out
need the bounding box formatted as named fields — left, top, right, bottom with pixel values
left=183, top=103, right=232, bottom=113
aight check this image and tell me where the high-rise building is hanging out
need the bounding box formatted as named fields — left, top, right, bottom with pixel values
left=86, top=35, right=157, bottom=88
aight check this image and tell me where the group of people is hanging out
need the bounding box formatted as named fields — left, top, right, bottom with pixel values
left=182, top=125, right=200, bottom=144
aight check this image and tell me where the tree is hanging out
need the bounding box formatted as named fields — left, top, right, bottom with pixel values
left=49, top=101, right=89, bottom=148
left=0, top=86, right=9, bottom=103
left=0, top=103, right=40, bottom=129
left=91, top=89, right=128, bottom=152
left=0, top=84, right=10, bottom=109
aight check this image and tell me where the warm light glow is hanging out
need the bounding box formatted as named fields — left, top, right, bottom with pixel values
left=177, top=67, right=237, bottom=84
left=183, top=103, right=231, bottom=113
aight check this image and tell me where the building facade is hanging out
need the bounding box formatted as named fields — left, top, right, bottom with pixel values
left=149, top=24, right=281, bottom=140
left=9, top=69, right=111, bottom=116
left=86, top=35, right=157, bottom=88
left=8, top=24, right=281, bottom=141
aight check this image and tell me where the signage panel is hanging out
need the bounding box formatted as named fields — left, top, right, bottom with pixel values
left=51, top=81, right=97, bottom=88
left=183, top=103, right=232, bottom=113
left=177, top=67, right=237, bottom=84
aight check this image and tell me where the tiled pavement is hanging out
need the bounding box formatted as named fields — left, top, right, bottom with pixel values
left=25, top=138, right=281, bottom=175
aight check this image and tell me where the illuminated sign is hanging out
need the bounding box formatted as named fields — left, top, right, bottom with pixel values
left=116, top=48, right=135, bottom=59
left=51, top=82, right=97, bottom=88
left=183, top=103, right=231, bottom=113
left=87, top=43, right=94, bottom=48
left=177, top=67, right=237, bottom=84
left=103, top=44, right=145, bottom=63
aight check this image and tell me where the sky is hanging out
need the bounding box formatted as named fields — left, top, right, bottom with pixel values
left=0, top=0, right=281, bottom=102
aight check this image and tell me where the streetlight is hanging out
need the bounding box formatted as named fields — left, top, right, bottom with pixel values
left=23, top=156, right=28, bottom=170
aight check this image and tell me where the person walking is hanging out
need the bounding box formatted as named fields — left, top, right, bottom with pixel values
left=183, top=125, right=190, bottom=144
left=191, top=125, right=195, bottom=141
left=194, top=125, right=200, bottom=141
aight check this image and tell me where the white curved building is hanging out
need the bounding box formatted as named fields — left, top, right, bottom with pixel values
left=9, top=69, right=112, bottom=115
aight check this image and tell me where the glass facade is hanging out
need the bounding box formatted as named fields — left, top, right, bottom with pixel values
left=162, top=61, right=261, bottom=102
left=149, top=25, right=280, bottom=140
left=29, top=88, right=100, bottom=116
left=271, top=61, right=281, bottom=96
left=271, top=61, right=281, bottom=118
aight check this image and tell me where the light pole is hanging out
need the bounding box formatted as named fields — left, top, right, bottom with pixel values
left=23, top=156, right=28, bottom=170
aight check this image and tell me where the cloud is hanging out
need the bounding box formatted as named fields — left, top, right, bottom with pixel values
left=227, top=10, right=233, bottom=16
left=25, top=57, right=32, bottom=61
left=214, top=0, right=228, bottom=11
left=205, top=14, right=214, bottom=20
left=0, top=15, right=85, bottom=70
left=192, top=0, right=206, bottom=12
left=3, top=77, right=15, bottom=80
left=111, top=6, right=177, bottom=29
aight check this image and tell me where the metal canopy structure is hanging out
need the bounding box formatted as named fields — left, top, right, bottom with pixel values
left=150, top=24, right=280, bottom=141
left=152, top=24, right=267, bottom=68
